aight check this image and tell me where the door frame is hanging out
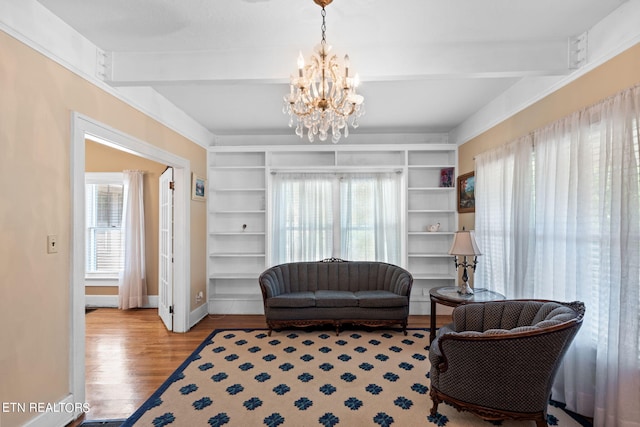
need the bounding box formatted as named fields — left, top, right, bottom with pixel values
left=158, top=166, right=175, bottom=331
left=70, top=112, right=191, bottom=406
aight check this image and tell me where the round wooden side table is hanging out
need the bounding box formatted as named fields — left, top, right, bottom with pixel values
left=429, top=286, right=506, bottom=343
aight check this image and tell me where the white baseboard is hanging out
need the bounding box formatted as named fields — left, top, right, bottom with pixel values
left=85, top=295, right=159, bottom=308
left=207, top=298, right=264, bottom=314
left=189, top=303, right=209, bottom=329
left=21, top=394, right=86, bottom=427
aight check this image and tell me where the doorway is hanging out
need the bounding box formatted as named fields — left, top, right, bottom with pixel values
left=70, top=113, right=192, bottom=407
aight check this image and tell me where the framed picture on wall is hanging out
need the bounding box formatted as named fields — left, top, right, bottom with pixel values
left=439, top=167, right=454, bottom=187
left=191, top=173, right=206, bottom=201
left=457, top=171, right=475, bottom=213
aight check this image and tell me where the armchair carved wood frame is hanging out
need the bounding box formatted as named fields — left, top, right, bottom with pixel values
left=428, top=300, right=585, bottom=427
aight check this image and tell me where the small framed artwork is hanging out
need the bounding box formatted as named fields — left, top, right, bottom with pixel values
left=457, top=171, right=475, bottom=213
left=439, top=167, right=454, bottom=187
left=191, top=173, right=206, bottom=201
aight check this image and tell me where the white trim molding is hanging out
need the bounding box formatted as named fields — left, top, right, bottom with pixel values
left=70, top=113, right=192, bottom=424
left=0, top=0, right=214, bottom=149
left=85, top=295, right=160, bottom=308
left=451, top=0, right=640, bottom=146
left=189, top=303, right=210, bottom=329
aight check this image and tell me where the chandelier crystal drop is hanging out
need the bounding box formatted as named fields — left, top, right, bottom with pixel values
left=283, top=1, right=365, bottom=144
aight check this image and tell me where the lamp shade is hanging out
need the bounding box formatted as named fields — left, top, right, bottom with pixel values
left=448, top=230, right=482, bottom=256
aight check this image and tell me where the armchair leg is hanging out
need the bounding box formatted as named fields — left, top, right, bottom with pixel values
left=429, top=389, right=440, bottom=416
left=535, top=414, right=548, bottom=427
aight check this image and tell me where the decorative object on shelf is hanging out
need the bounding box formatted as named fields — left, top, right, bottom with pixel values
left=439, top=167, right=454, bottom=187
left=449, top=228, right=482, bottom=295
left=242, top=224, right=247, bottom=231
left=191, top=173, right=206, bottom=201
left=283, top=0, right=365, bottom=144
left=427, top=223, right=441, bottom=232
left=457, top=171, right=475, bottom=213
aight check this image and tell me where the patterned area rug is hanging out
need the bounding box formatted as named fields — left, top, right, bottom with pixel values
left=122, top=329, right=586, bottom=426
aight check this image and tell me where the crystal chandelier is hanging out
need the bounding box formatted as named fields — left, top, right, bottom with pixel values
left=283, top=0, right=365, bottom=144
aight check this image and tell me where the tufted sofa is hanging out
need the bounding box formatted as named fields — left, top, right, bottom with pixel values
left=429, top=300, right=585, bottom=427
left=258, top=259, right=413, bottom=336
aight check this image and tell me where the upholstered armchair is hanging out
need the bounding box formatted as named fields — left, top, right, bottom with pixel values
left=429, top=300, right=585, bottom=427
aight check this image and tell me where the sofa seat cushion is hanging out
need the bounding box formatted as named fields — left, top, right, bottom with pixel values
left=267, top=292, right=316, bottom=308
left=355, top=290, right=408, bottom=308
left=315, top=290, right=358, bottom=308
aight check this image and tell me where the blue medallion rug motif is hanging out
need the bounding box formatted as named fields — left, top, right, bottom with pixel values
left=122, top=329, right=585, bottom=427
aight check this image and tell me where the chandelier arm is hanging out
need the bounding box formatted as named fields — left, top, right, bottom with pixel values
left=290, top=108, right=314, bottom=118
left=333, top=103, right=357, bottom=118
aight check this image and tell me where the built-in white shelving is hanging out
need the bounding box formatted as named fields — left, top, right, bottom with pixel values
left=207, top=144, right=457, bottom=315
left=405, top=147, right=457, bottom=312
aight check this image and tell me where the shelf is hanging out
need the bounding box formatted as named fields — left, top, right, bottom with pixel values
left=408, top=253, right=453, bottom=258
left=408, top=187, right=455, bottom=191
left=408, top=164, right=456, bottom=169
left=213, top=210, right=265, bottom=214
left=210, top=253, right=266, bottom=257
left=408, top=209, right=456, bottom=213
left=412, top=275, right=456, bottom=280
left=211, top=188, right=265, bottom=192
left=210, top=232, right=265, bottom=236
left=408, top=231, right=455, bottom=235
left=209, top=292, right=263, bottom=301
left=210, top=273, right=262, bottom=279
left=271, top=165, right=403, bottom=173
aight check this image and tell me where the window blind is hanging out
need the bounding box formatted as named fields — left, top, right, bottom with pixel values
left=85, top=176, right=124, bottom=276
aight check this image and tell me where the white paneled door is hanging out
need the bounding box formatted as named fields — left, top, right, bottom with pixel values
left=158, top=167, right=174, bottom=331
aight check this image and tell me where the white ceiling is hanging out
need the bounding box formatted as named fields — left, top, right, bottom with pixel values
left=34, top=0, right=630, bottom=139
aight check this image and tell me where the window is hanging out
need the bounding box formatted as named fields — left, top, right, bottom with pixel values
left=271, top=172, right=401, bottom=265
left=85, top=173, right=124, bottom=278
left=474, top=87, right=640, bottom=422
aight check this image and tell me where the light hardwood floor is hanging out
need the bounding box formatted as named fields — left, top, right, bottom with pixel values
left=68, top=309, right=449, bottom=426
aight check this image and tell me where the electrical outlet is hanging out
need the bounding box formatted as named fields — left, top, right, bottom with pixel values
left=196, top=291, right=204, bottom=303
left=47, top=235, right=58, bottom=254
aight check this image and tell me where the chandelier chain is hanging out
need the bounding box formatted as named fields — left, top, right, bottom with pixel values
left=321, top=7, right=326, bottom=45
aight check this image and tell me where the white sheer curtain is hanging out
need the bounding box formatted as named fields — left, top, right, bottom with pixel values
left=271, top=171, right=402, bottom=265
left=475, top=135, right=534, bottom=297
left=271, top=173, right=334, bottom=263
left=118, top=170, right=148, bottom=310
left=340, top=172, right=401, bottom=264
left=475, top=85, right=640, bottom=426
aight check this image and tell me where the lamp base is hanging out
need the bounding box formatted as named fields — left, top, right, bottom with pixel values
left=457, top=282, right=474, bottom=295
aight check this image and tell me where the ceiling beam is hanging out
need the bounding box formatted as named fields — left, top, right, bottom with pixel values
left=104, top=40, right=570, bottom=86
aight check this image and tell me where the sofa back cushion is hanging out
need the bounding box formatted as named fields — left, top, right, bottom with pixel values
left=260, top=261, right=412, bottom=297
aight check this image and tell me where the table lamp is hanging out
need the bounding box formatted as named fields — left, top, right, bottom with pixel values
left=449, top=229, right=482, bottom=295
